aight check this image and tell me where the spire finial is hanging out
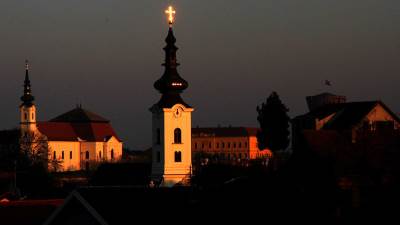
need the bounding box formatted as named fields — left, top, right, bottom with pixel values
left=165, top=6, right=176, bottom=26
left=21, top=59, right=35, bottom=106
left=25, top=59, right=29, bottom=71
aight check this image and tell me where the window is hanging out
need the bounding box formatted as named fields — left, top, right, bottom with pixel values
left=202, top=143, right=204, bottom=149
left=111, top=149, right=114, bottom=159
left=195, top=142, right=197, bottom=149
left=217, top=143, right=219, bottom=148
left=99, top=151, right=102, bottom=159
left=70, top=151, right=72, bottom=159
left=156, top=128, right=161, bottom=144
left=233, top=143, right=236, bottom=148
left=157, top=151, right=161, bottom=163
left=239, top=153, right=242, bottom=159
left=228, top=143, right=231, bottom=148
left=209, top=143, right=211, bottom=148
left=53, top=151, right=56, bottom=160
left=32, top=113, right=34, bottom=120
left=174, top=128, right=182, bottom=143
left=62, top=151, right=64, bottom=159
left=24, top=113, right=27, bottom=120
left=245, top=142, right=248, bottom=148
left=239, top=142, right=242, bottom=148
left=85, top=151, right=89, bottom=160
left=174, top=151, right=182, bottom=162
left=222, top=142, right=225, bottom=148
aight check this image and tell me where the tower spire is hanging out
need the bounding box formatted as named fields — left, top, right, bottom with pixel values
left=153, top=7, right=189, bottom=108
left=21, top=60, right=35, bottom=106
left=150, top=7, right=193, bottom=187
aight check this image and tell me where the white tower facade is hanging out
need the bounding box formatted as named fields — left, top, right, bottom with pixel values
left=151, top=8, right=193, bottom=186
left=151, top=104, right=193, bottom=186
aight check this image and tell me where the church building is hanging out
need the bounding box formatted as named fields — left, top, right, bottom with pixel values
left=19, top=61, right=122, bottom=172
left=150, top=7, right=193, bottom=186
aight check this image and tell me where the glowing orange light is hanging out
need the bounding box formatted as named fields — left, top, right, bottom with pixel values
left=165, top=6, right=176, bottom=25
left=172, top=82, right=182, bottom=86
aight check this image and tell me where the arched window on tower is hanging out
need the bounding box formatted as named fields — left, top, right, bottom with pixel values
left=111, top=149, right=114, bottom=159
left=85, top=151, right=89, bottom=160
left=53, top=151, right=56, bottom=160
left=32, top=113, right=35, bottom=120
left=24, top=113, right=27, bottom=120
left=174, top=128, right=181, bottom=144
left=174, top=151, right=182, bottom=162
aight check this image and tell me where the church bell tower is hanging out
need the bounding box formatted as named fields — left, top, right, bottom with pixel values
left=20, top=60, right=37, bottom=135
left=150, top=6, right=193, bottom=186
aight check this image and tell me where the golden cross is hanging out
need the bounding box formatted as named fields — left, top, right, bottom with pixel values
left=165, top=6, right=176, bottom=25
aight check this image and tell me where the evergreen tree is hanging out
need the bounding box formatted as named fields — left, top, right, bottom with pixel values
left=256, top=92, right=290, bottom=152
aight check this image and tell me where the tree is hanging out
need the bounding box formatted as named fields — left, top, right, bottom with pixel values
left=256, top=92, right=290, bottom=152
left=0, top=130, right=57, bottom=198
left=19, top=131, right=50, bottom=168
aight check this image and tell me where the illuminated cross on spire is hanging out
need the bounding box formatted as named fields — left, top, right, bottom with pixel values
left=165, top=6, right=176, bottom=25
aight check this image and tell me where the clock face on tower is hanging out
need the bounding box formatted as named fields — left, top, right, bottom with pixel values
left=174, top=107, right=182, bottom=118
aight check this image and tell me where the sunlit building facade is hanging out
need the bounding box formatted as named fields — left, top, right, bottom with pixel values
left=192, top=127, right=272, bottom=162
left=19, top=61, right=122, bottom=172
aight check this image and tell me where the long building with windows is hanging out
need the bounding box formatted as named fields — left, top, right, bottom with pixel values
left=192, top=127, right=272, bottom=162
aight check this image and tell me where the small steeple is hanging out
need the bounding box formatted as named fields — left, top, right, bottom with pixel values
left=20, top=60, right=35, bottom=106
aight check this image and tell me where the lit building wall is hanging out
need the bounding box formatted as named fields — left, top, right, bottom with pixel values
left=192, top=129, right=272, bottom=162
left=104, top=136, right=123, bottom=161
left=48, top=141, right=81, bottom=171
left=152, top=104, right=193, bottom=186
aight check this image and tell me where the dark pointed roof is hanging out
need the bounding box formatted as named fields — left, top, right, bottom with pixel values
left=20, top=60, right=35, bottom=107
left=49, top=107, right=109, bottom=123
left=295, top=101, right=400, bottom=130
left=153, top=27, right=190, bottom=108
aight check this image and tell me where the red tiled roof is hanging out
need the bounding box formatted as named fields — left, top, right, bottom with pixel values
left=37, top=122, right=121, bottom=142
left=192, top=127, right=259, bottom=137
left=0, top=199, right=63, bottom=207
left=0, top=199, right=63, bottom=225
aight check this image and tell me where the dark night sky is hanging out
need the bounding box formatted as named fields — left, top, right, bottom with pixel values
left=1, top=0, right=399, bottom=149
